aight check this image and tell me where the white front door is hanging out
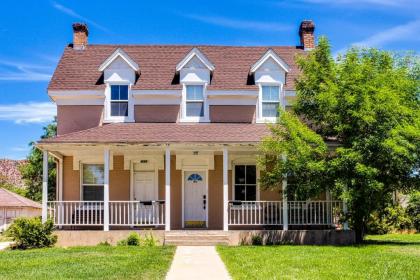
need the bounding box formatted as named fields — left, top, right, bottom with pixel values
left=134, top=171, right=156, bottom=201
left=184, top=171, right=206, bottom=227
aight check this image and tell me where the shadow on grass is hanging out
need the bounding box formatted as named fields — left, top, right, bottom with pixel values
left=363, top=240, right=420, bottom=246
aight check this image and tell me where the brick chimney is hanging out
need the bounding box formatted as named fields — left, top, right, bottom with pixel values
left=299, top=20, right=315, bottom=50
left=72, top=23, right=88, bottom=50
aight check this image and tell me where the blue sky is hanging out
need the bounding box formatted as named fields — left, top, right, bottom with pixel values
left=0, top=0, right=419, bottom=159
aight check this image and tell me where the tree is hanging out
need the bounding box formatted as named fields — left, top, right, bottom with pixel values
left=259, top=37, right=420, bottom=242
left=19, top=119, right=57, bottom=202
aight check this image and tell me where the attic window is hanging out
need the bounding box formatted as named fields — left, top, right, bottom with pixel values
left=186, top=85, right=204, bottom=117
left=110, top=85, right=128, bottom=117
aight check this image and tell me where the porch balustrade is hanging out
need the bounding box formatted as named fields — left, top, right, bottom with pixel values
left=228, top=200, right=343, bottom=227
left=48, top=201, right=165, bottom=227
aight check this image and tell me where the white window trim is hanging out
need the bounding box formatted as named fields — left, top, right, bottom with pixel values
left=256, top=83, right=284, bottom=123
left=104, top=82, right=134, bottom=123
left=80, top=162, right=105, bottom=201
left=231, top=163, right=260, bottom=201
left=180, top=83, right=210, bottom=123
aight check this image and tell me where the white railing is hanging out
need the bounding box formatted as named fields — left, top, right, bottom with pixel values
left=228, top=201, right=283, bottom=225
left=109, top=201, right=165, bottom=226
left=288, top=201, right=343, bottom=225
left=48, top=201, right=104, bottom=226
left=228, top=200, right=343, bottom=226
left=48, top=201, right=165, bottom=227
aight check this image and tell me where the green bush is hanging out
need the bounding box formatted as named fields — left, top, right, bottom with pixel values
left=117, top=232, right=158, bottom=246
left=6, top=217, right=57, bottom=249
left=142, top=232, right=158, bottom=247
left=367, top=206, right=413, bottom=234
left=407, top=191, right=420, bottom=232
left=251, top=235, right=263, bottom=245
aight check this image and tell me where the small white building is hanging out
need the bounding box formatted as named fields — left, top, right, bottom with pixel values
left=0, top=188, right=42, bottom=232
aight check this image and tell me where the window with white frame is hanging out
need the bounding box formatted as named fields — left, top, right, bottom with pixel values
left=185, top=85, right=204, bottom=117
left=261, top=85, right=280, bottom=118
left=82, top=164, right=104, bottom=201
left=110, top=85, right=129, bottom=117
left=234, top=165, right=257, bottom=201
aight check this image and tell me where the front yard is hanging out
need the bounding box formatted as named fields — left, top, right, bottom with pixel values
left=0, top=245, right=175, bottom=279
left=217, top=234, right=420, bottom=280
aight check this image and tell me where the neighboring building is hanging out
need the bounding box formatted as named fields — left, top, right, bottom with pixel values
left=0, top=188, right=41, bottom=232
left=37, top=20, right=345, bottom=233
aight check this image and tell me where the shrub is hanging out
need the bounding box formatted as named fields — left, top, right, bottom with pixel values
left=98, top=241, right=111, bottom=246
left=118, top=232, right=141, bottom=246
left=407, top=191, right=420, bottom=232
left=6, top=217, right=57, bottom=249
left=142, top=232, right=158, bottom=247
left=251, top=235, right=263, bottom=245
left=367, top=206, right=413, bottom=234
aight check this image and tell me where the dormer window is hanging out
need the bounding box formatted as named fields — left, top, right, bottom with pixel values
left=261, top=85, right=280, bottom=118
left=186, top=85, right=204, bottom=117
left=110, top=85, right=129, bottom=117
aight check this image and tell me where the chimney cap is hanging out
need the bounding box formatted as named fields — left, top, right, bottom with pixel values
left=299, top=20, right=315, bottom=35
left=72, top=23, right=89, bottom=36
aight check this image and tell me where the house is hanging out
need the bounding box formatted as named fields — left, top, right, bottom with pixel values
left=37, top=20, right=351, bottom=244
left=0, top=188, right=42, bottom=232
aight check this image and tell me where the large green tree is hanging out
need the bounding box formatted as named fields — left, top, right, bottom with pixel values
left=259, top=37, right=420, bottom=242
left=20, top=120, right=57, bottom=201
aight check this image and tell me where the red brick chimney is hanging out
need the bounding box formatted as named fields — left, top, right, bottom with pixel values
left=299, top=20, right=315, bottom=50
left=72, top=23, right=88, bottom=50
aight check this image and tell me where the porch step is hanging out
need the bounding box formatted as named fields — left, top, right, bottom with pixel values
left=164, top=231, right=230, bottom=246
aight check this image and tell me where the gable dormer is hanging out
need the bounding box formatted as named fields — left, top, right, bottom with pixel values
left=99, top=48, right=139, bottom=123
left=176, top=48, right=214, bottom=122
left=251, top=49, right=290, bottom=123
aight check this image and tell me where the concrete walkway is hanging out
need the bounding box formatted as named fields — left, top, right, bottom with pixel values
left=166, top=246, right=231, bottom=280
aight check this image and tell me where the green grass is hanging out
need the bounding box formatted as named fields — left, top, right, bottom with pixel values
left=0, top=245, right=175, bottom=280
left=217, top=234, right=420, bottom=280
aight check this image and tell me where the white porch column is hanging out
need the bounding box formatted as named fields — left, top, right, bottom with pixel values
left=165, top=146, right=171, bottom=231
left=41, top=150, right=49, bottom=223
left=223, top=147, right=229, bottom=231
left=282, top=155, right=288, bottom=230
left=103, top=148, right=110, bottom=231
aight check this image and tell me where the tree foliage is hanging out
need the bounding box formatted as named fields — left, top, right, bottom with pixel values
left=19, top=120, right=57, bottom=202
left=259, top=36, right=420, bottom=242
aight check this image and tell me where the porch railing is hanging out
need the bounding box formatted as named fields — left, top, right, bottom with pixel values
left=48, top=201, right=165, bottom=227
left=228, top=200, right=343, bottom=226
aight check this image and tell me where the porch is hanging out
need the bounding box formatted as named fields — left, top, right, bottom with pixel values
left=37, top=141, right=349, bottom=232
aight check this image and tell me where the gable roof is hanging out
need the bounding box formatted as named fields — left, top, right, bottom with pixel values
left=39, top=123, right=270, bottom=144
left=176, top=47, right=215, bottom=72
left=0, top=188, right=42, bottom=209
left=98, top=48, right=139, bottom=72
left=48, top=45, right=304, bottom=92
left=250, top=49, right=291, bottom=73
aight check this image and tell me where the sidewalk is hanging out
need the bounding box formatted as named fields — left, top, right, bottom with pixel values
left=166, top=246, right=231, bottom=280
left=0, top=242, right=12, bottom=251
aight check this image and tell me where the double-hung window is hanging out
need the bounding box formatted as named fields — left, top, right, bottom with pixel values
left=261, top=85, right=280, bottom=118
left=110, top=85, right=129, bottom=117
left=82, top=164, right=104, bottom=201
left=234, top=165, right=257, bottom=201
left=185, top=85, right=204, bottom=117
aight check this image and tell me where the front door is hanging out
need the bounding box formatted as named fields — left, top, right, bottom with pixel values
left=134, top=171, right=156, bottom=201
left=184, top=171, right=206, bottom=228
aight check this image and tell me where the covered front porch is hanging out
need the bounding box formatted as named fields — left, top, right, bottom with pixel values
left=38, top=142, right=348, bottom=232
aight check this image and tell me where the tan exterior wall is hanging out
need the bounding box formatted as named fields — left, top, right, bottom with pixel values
left=57, top=105, right=103, bottom=135
left=210, top=105, right=255, bottom=123
left=109, top=156, right=130, bottom=200
left=134, top=105, right=179, bottom=123
left=63, top=156, right=80, bottom=200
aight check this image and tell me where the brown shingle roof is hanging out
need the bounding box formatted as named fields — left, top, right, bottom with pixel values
left=0, top=188, right=41, bottom=209
left=48, top=45, right=304, bottom=91
left=40, top=123, right=270, bottom=144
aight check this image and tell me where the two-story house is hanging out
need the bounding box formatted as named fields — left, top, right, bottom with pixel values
left=37, top=21, right=347, bottom=243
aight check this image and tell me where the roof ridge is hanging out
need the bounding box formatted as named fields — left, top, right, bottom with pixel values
left=78, top=44, right=301, bottom=48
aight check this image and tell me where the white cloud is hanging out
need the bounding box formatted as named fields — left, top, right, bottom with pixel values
left=51, top=1, right=110, bottom=33
left=0, top=59, right=53, bottom=81
left=185, top=14, right=292, bottom=32
left=0, top=102, right=56, bottom=124
left=352, top=19, right=420, bottom=48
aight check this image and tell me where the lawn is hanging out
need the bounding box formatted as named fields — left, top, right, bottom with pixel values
left=217, top=234, right=420, bottom=280
left=0, top=245, right=175, bottom=280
